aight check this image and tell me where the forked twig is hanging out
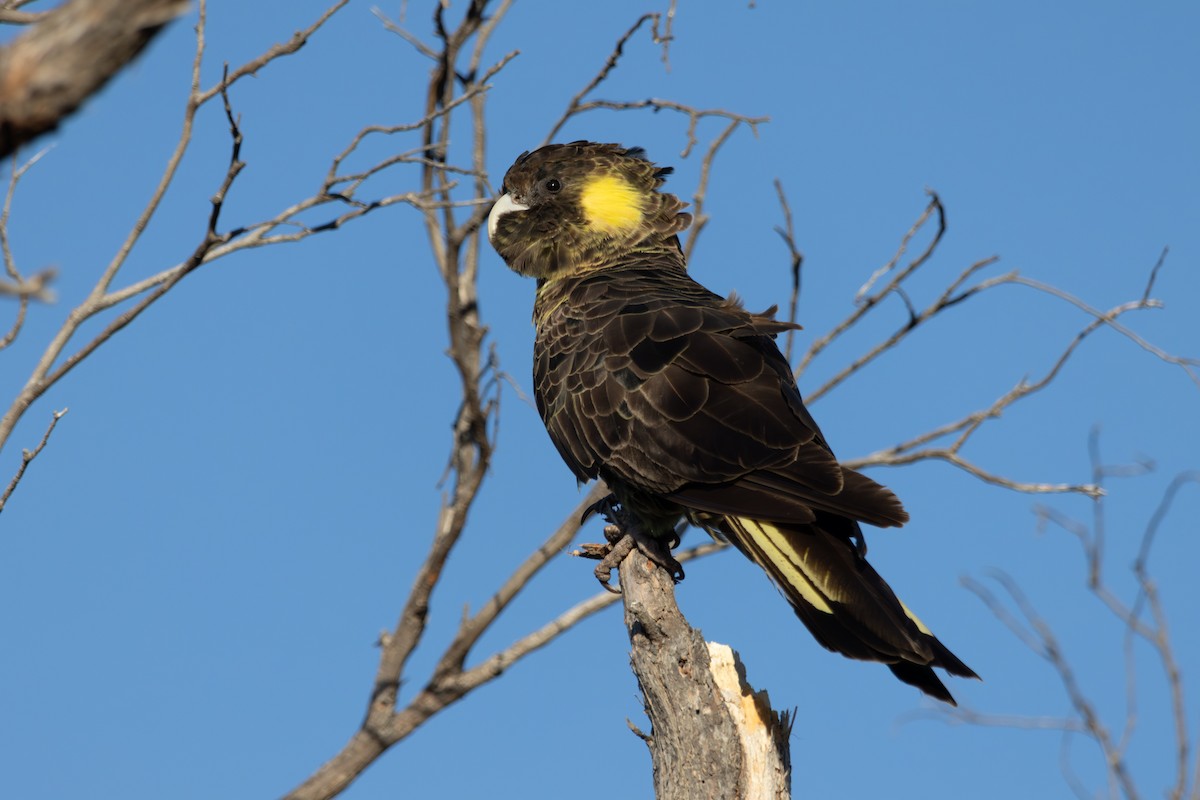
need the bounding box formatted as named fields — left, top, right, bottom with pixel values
left=825, top=200, right=1192, bottom=500
left=0, top=0, right=458, bottom=457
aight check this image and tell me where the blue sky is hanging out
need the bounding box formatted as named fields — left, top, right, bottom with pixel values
left=2, top=2, right=1198, bottom=798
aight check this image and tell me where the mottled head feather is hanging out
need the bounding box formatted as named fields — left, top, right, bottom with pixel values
left=488, top=142, right=693, bottom=279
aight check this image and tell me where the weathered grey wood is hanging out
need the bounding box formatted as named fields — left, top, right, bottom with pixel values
left=619, top=549, right=793, bottom=799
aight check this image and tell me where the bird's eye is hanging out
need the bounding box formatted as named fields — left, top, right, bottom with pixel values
left=544, top=178, right=562, bottom=193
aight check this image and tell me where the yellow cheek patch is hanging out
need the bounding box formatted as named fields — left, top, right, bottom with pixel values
left=580, top=173, right=644, bottom=234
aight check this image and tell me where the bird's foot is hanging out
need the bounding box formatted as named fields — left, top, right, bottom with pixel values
left=574, top=497, right=684, bottom=592
left=585, top=526, right=637, bottom=594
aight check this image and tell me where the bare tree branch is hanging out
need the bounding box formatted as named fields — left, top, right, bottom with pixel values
left=541, top=12, right=666, bottom=146
left=1129, top=469, right=1199, bottom=800
left=0, top=0, right=402, bottom=456
left=0, top=267, right=53, bottom=301
left=619, top=546, right=791, bottom=800
left=772, top=178, right=804, bottom=362
left=1, top=148, right=55, bottom=353
left=373, top=6, right=440, bottom=61
left=902, top=704, right=1087, bottom=733
left=281, top=5, right=535, bottom=797
left=1012, top=274, right=1200, bottom=390
left=797, top=192, right=948, bottom=384
left=280, top=6, right=786, bottom=795
left=194, top=0, right=349, bottom=105
left=0, top=0, right=49, bottom=25
left=954, top=433, right=1198, bottom=800
left=1140, top=245, right=1169, bottom=304
left=682, top=118, right=743, bottom=261
left=964, top=570, right=1141, bottom=799
left=282, top=5, right=1196, bottom=786
left=0, top=406, right=65, bottom=514
left=0, top=0, right=189, bottom=158
left=4, top=3, right=1193, bottom=799
left=539, top=9, right=765, bottom=160
left=799, top=199, right=1195, bottom=501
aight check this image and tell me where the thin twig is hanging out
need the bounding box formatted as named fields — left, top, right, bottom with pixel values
left=0, top=0, right=373, bottom=456
left=0, top=148, right=54, bottom=350
left=913, top=704, right=1086, bottom=733
left=539, top=9, right=763, bottom=153
left=772, top=178, right=804, bottom=362
left=541, top=13, right=664, bottom=146
left=961, top=435, right=1199, bottom=800
left=194, top=0, right=349, bottom=105
left=855, top=190, right=947, bottom=304
left=966, top=570, right=1141, bottom=799
left=36, top=66, right=249, bottom=392
left=1131, top=470, right=1199, bottom=800
left=797, top=193, right=947, bottom=380
left=682, top=118, right=742, bottom=261
left=839, top=232, right=1194, bottom=500
left=805, top=256, right=1003, bottom=404
left=1140, top=246, right=1169, bottom=304
left=659, top=0, right=677, bottom=66
left=0, top=407, right=66, bottom=514
left=564, top=98, right=767, bottom=158
left=0, top=268, right=54, bottom=301
left=1013, top=274, right=1200, bottom=389
left=0, top=0, right=48, bottom=25
left=373, top=6, right=439, bottom=61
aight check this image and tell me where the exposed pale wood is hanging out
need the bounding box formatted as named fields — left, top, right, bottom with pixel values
left=709, top=643, right=792, bottom=800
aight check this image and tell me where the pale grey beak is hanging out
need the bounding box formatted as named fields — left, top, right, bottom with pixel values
left=487, top=193, right=530, bottom=243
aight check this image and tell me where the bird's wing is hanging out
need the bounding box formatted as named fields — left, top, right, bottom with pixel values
left=536, top=277, right=906, bottom=528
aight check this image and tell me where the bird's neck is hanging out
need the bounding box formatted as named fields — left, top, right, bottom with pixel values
left=532, top=237, right=689, bottom=326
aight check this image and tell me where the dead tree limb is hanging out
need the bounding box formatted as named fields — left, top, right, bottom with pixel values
left=620, top=548, right=792, bottom=800
left=0, top=0, right=189, bottom=158
left=949, top=433, right=1199, bottom=799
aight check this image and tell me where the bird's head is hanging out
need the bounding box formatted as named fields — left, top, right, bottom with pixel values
left=487, top=141, right=692, bottom=279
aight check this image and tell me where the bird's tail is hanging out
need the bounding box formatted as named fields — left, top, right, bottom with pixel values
left=717, top=514, right=978, bottom=705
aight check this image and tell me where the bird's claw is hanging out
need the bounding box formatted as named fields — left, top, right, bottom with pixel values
left=580, top=493, right=619, bottom=525
left=573, top=513, right=685, bottom=592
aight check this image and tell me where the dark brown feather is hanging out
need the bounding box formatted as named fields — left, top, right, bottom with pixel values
left=492, top=142, right=976, bottom=703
